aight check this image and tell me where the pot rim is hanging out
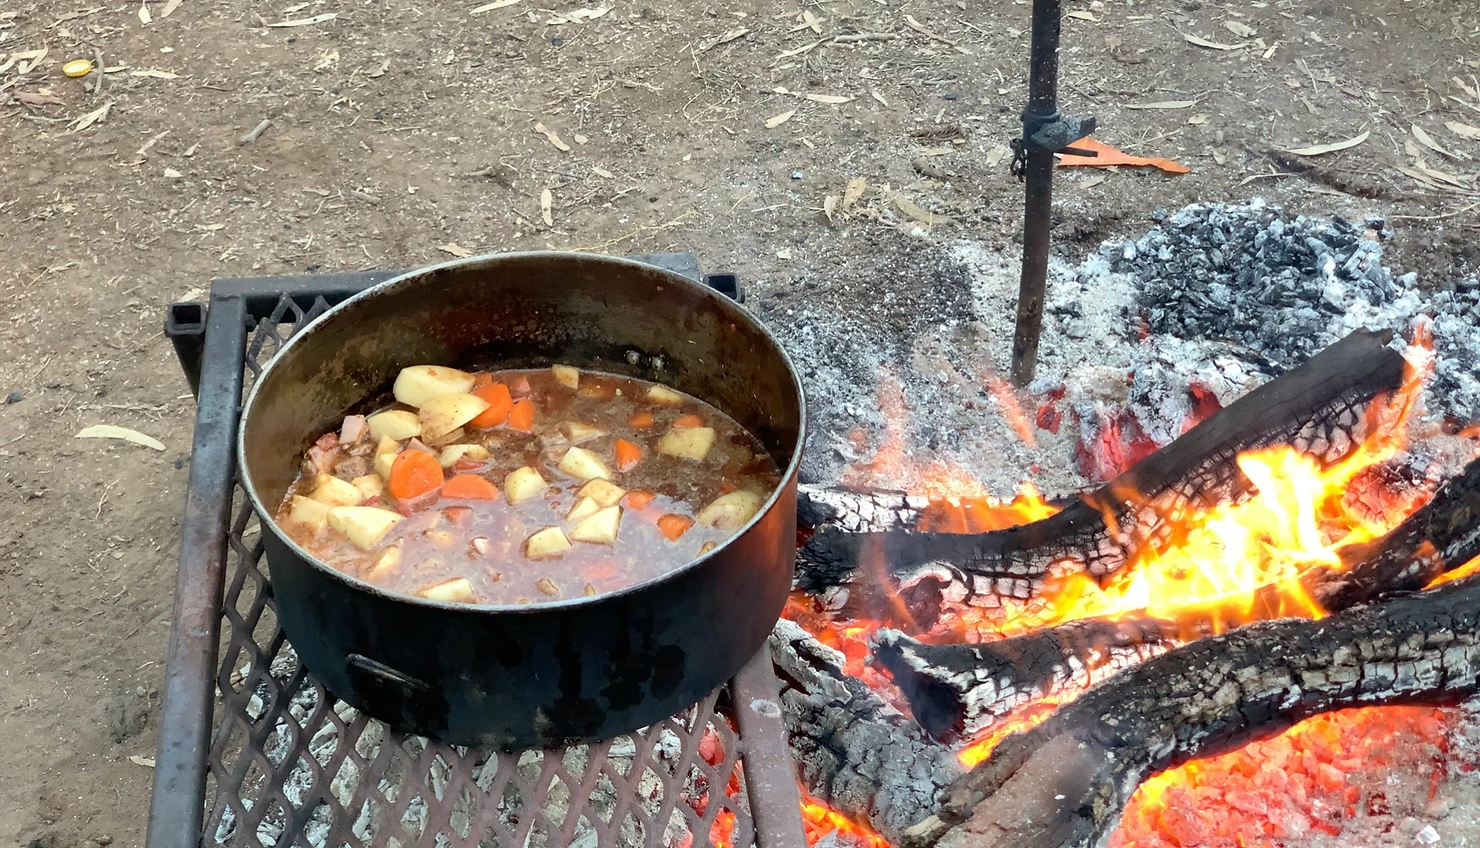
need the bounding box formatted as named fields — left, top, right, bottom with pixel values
left=236, top=250, right=807, bottom=614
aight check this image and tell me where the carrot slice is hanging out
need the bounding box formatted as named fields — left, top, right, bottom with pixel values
left=442, top=505, right=473, bottom=526
left=657, top=514, right=695, bottom=541
left=629, top=412, right=655, bottom=429
left=471, top=372, right=493, bottom=390
left=673, top=414, right=704, bottom=428
left=511, top=375, right=531, bottom=394
left=443, top=474, right=499, bottom=500
left=507, top=398, right=536, bottom=432
left=388, top=450, right=444, bottom=502
left=614, top=438, right=643, bottom=472
left=623, top=490, right=656, bottom=510
left=468, top=382, right=513, bottom=428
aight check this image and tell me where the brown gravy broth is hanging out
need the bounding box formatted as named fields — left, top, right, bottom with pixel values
left=274, top=366, right=782, bottom=605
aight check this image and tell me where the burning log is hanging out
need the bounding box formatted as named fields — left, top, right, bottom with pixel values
left=796, top=329, right=1407, bottom=626
left=769, top=619, right=958, bottom=842
left=873, top=455, right=1480, bottom=743
left=900, top=572, right=1480, bottom=848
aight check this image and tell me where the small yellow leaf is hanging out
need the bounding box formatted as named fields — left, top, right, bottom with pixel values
left=802, top=93, right=853, bottom=104
left=765, top=109, right=796, bottom=129
left=1283, top=130, right=1370, bottom=156
left=843, top=177, right=866, bottom=207
left=823, top=195, right=838, bottom=222
left=540, top=188, right=553, bottom=226
left=533, top=121, right=571, bottom=151
left=1184, top=33, right=1243, bottom=50
left=438, top=243, right=474, bottom=258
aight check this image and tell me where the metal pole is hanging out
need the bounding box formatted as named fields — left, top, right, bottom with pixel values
left=1011, top=0, right=1064, bottom=386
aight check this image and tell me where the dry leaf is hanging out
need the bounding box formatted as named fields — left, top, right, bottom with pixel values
left=1413, top=124, right=1465, bottom=160
left=138, top=2, right=151, bottom=24
left=76, top=424, right=165, bottom=451
left=983, top=145, right=1010, bottom=168
left=886, top=190, right=953, bottom=227
left=1223, top=20, right=1256, bottom=38
left=69, top=101, right=111, bottom=133
left=1184, top=33, right=1242, bottom=50
left=368, top=58, right=390, bottom=78
left=1066, top=10, right=1098, bottom=21
left=164, top=167, right=182, bottom=178
left=869, top=89, right=888, bottom=107
left=764, top=109, right=796, bottom=129
left=916, top=146, right=953, bottom=156
left=1058, top=136, right=1191, bottom=175
left=1081, top=174, right=1107, bottom=188
left=1283, top=130, right=1369, bottom=156
left=573, top=133, right=588, bottom=144
left=11, top=48, right=48, bottom=75
left=823, top=194, right=838, bottom=222
left=843, top=177, right=866, bottom=207
left=1444, top=121, right=1480, bottom=141
left=470, top=0, right=521, bottom=12
left=547, top=6, right=609, bottom=24
left=802, top=93, right=853, bottom=104
left=801, top=10, right=822, bottom=34
left=533, top=122, right=572, bottom=152
left=1125, top=100, right=1197, bottom=110
left=1188, top=114, right=1210, bottom=125
left=160, top=0, right=181, bottom=18
left=16, top=91, right=64, bottom=106
left=702, top=27, right=749, bottom=51
left=129, top=755, right=156, bottom=768
left=438, top=243, right=473, bottom=258
left=775, top=40, right=820, bottom=61
left=591, top=165, right=614, bottom=178
left=266, top=13, right=337, bottom=27
left=776, top=248, right=793, bottom=260
left=131, top=68, right=179, bottom=79
left=314, top=49, right=339, bottom=71
left=540, top=188, right=553, bottom=226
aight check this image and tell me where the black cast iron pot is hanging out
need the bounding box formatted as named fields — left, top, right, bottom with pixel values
left=238, top=253, right=805, bottom=749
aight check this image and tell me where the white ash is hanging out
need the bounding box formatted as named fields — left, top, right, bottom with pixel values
left=1112, top=198, right=1480, bottom=423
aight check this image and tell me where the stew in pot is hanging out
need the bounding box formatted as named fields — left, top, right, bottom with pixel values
left=273, top=364, right=783, bottom=605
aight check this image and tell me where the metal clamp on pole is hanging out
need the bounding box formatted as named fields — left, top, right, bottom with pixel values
left=1011, top=108, right=1098, bottom=178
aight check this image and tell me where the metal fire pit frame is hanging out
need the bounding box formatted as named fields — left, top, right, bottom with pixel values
left=147, top=255, right=806, bottom=848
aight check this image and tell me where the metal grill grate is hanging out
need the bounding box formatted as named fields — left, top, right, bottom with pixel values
left=150, top=271, right=803, bottom=848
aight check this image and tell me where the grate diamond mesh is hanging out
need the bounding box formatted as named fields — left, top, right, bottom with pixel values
left=205, top=294, right=756, bottom=848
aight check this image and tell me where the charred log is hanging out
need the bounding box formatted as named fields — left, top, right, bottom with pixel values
left=874, top=456, right=1480, bottom=743
left=795, top=330, right=1406, bottom=620
left=901, top=573, right=1480, bottom=848
left=769, top=619, right=958, bottom=842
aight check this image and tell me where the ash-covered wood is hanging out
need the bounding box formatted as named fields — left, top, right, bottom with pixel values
left=873, top=456, right=1480, bottom=744
left=795, top=329, right=1406, bottom=630
left=872, top=618, right=1178, bottom=742
left=901, top=573, right=1480, bottom=848
left=769, top=619, right=958, bottom=842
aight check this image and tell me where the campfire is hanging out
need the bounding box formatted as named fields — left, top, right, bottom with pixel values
left=770, top=222, right=1480, bottom=848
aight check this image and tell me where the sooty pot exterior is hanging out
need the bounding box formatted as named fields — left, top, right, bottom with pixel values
left=238, top=253, right=804, bottom=748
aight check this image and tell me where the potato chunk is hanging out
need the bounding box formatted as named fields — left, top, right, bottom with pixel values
left=566, top=496, right=601, bottom=524
left=393, top=365, right=476, bottom=408
left=327, top=506, right=404, bottom=550
left=418, top=393, right=490, bottom=442
left=560, top=422, right=607, bottom=443
left=525, top=526, right=572, bottom=560
left=417, top=577, right=475, bottom=603
left=351, top=474, right=384, bottom=501
left=374, top=450, right=399, bottom=481
left=576, top=479, right=626, bottom=508
left=363, top=544, right=402, bottom=581
left=367, top=409, right=421, bottom=442
left=656, top=426, right=716, bottom=461
left=439, top=443, right=490, bottom=468
left=310, top=473, right=364, bottom=507
left=559, top=446, right=613, bottom=481
left=504, top=466, right=548, bottom=505
left=647, top=384, right=683, bottom=406
left=696, top=491, right=764, bottom=531
left=552, top=364, right=580, bottom=389
left=570, top=505, right=621, bottom=545
left=288, top=495, right=331, bottom=533
left=374, top=435, right=400, bottom=457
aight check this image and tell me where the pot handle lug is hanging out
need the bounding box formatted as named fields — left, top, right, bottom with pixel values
left=346, top=653, right=433, bottom=699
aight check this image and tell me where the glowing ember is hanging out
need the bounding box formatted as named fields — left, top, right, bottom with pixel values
left=915, top=484, right=1059, bottom=534
left=800, top=788, right=893, bottom=848
left=956, top=694, right=1070, bottom=768
left=1112, top=706, right=1454, bottom=848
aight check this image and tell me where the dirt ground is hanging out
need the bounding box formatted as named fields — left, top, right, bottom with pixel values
left=2, top=0, right=1478, bottom=845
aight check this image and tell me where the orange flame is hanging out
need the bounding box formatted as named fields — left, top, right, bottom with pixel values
left=984, top=374, right=1036, bottom=449
left=956, top=693, right=1074, bottom=768
left=800, top=788, right=893, bottom=848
